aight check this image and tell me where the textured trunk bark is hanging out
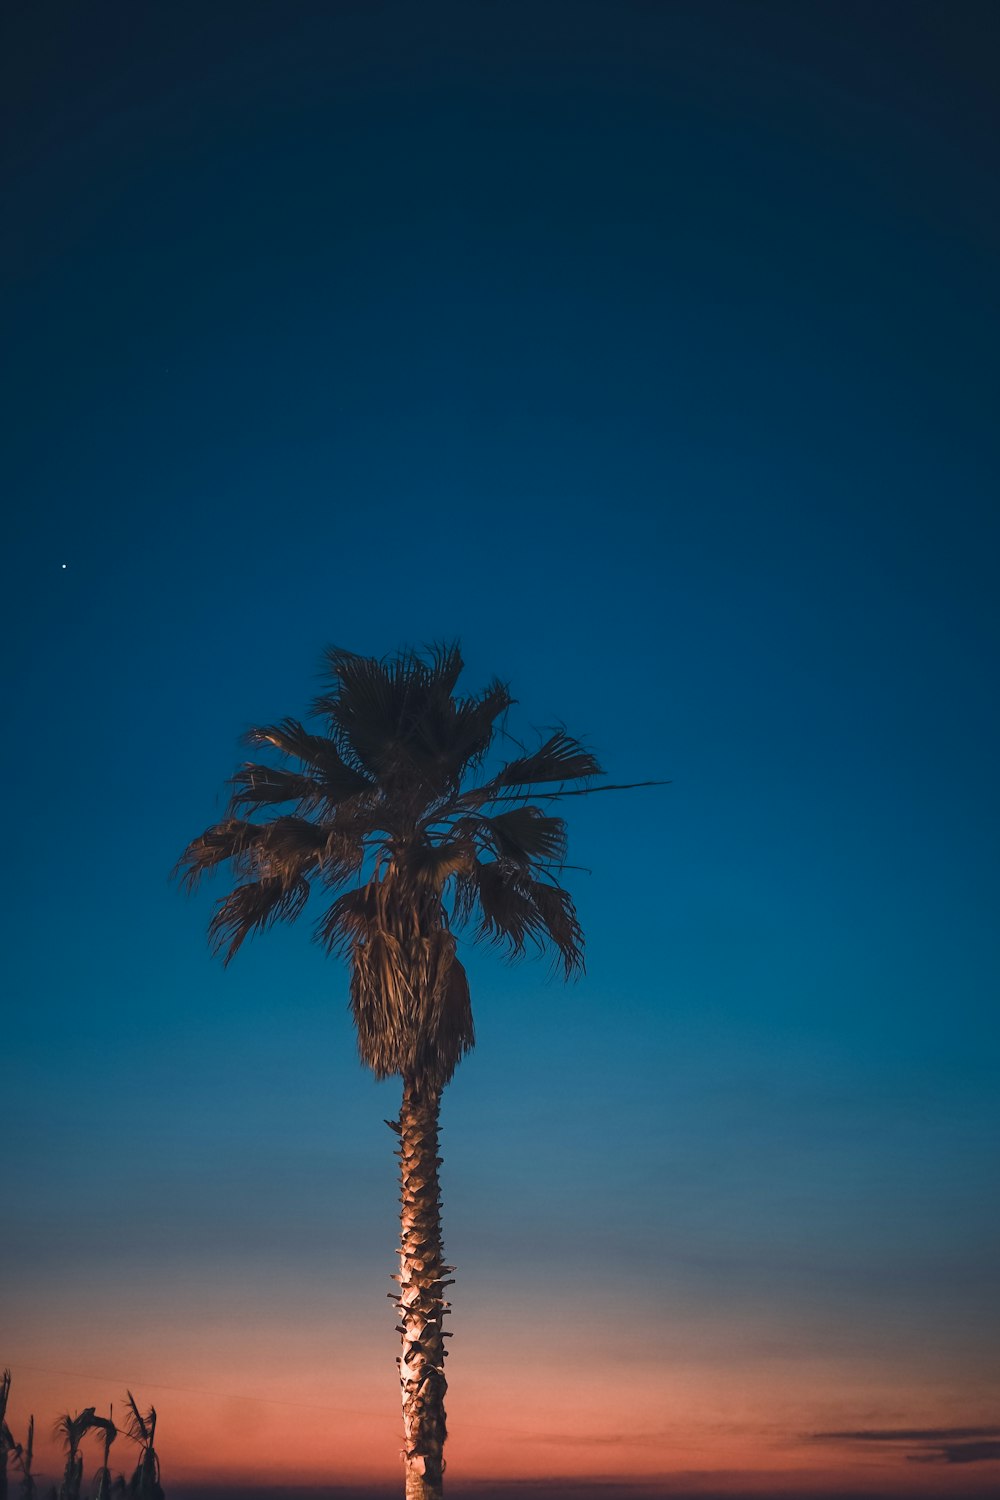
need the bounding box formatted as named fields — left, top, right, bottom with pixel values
left=390, top=1076, right=451, bottom=1500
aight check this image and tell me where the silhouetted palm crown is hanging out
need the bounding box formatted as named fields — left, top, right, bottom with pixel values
left=177, top=646, right=602, bottom=1088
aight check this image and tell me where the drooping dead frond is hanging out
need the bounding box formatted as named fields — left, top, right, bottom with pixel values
left=349, top=925, right=414, bottom=1077
left=316, top=883, right=381, bottom=958
left=439, top=955, right=475, bottom=1068
left=348, top=920, right=473, bottom=1087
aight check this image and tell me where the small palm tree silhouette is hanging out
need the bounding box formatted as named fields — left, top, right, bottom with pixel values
left=52, top=1410, right=93, bottom=1500
left=88, top=1412, right=116, bottom=1500
left=121, top=1396, right=162, bottom=1500
left=11, top=1414, right=36, bottom=1500
left=1, top=1369, right=19, bottom=1500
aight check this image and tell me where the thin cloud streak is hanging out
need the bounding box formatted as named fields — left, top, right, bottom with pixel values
left=810, top=1424, right=1000, bottom=1468
left=908, top=1442, right=1000, bottom=1465
left=812, top=1427, right=1000, bottom=1442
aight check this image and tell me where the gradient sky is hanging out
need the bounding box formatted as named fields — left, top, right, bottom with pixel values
left=3, top=2, right=999, bottom=1495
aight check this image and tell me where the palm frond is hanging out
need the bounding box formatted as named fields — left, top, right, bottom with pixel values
left=528, top=878, right=585, bottom=977
left=53, top=1409, right=95, bottom=1453
left=312, top=643, right=498, bottom=795
left=173, top=819, right=257, bottom=890
left=175, top=816, right=335, bottom=893
left=501, top=729, right=603, bottom=785
left=455, top=859, right=541, bottom=958
left=252, top=815, right=330, bottom=870
left=228, top=762, right=324, bottom=813
left=430, top=677, right=513, bottom=785
left=398, top=651, right=508, bottom=790
left=425, top=640, right=465, bottom=698
left=10, top=1413, right=32, bottom=1480
left=408, top=838, right=475, bottom=890
left=470, top=806, right=568, bottom=866
left=209, top=876, right=310, bottom=964
left=312, top=650, right=421, bottom=778
left=245, top=718, right=373, bottom=799
left=489, top=777, right=670, bottom=800
left=122, top=1394, right=155, bottom=1451
left=462, top=730, right=603, bottom=804
left=453, top=858, right=584, bottom=976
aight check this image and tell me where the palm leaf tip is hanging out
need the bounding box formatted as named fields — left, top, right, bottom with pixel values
left=495, top=729, right=604, bottom=790
left=123, top=1393, right=151, bottom=1446
left=209, top=876, right=310, bottom=964
left=173, top=819, right=255, bottom=892
left=530, top=879, right=585, bottom=978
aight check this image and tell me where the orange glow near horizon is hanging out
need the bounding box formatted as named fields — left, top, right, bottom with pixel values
left=6, top=1296, right=997, bottom=1494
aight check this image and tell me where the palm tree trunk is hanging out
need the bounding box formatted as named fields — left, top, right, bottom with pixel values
left=391, top=1076, right=451, bottom=1500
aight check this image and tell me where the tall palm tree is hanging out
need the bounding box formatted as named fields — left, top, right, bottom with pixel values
left=178, top=644, right=655, bottom=1500
left=52, top=1411, right=93, bottom=1500
left=121, top=1394, right=162, bottom=1500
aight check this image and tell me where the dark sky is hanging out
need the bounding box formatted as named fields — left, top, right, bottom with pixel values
left=2, top=2, right=999, bottom=1491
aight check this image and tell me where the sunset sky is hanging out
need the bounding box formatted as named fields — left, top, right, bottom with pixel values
left=3, top=2, right=999, bottom=1496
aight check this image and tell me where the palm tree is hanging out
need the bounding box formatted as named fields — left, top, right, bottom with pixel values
left=177, top=643, right=657, bottom=1500
left=12, top=1415, right=36, bottom=1500
left=1, top=1369, right=17, bottom=1500
left=52, top=1411, right=93, bottom=1500
left=121, top=1395, right=162, bottom=1500
left=87, top=1413, right=116, bottom=1500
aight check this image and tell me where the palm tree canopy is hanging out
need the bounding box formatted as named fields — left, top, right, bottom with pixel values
left=177, top=644, right=611, bottom=1087
left=53, top=1410, right=95, bottom=1454
left=122, top=1394, right=157, bottom=1455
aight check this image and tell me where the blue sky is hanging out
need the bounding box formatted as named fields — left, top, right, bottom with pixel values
left=2, top=1, right=998, bottom=1490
